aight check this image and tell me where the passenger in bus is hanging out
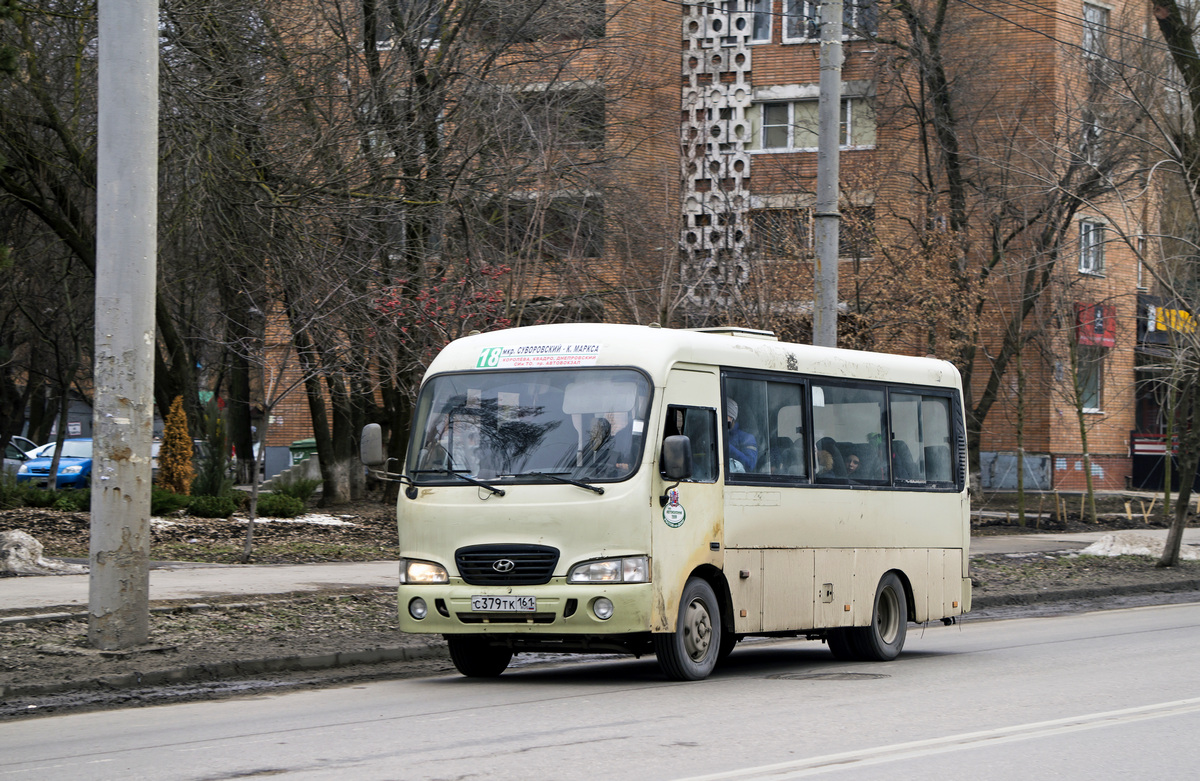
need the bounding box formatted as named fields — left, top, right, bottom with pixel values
left=814, top=436, right=847, bottom=481
left=581, top=417, right=615, bottom=475
left=846, top=453, right=861, bottom=476
left=725, top=398, right=758, bottom=472
left=816, top=448, right=835, bottom=478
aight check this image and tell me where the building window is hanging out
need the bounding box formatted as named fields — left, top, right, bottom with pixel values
left=371, top=0, right=441, bottom=48
left=473, top=0, right=605, bottom=42
left=1082, top=3, right=1108, bottom=59
left=1079, top=220, right=1105, bottom=275
left=749, top=206, right=874, bottom=259
left=506, top=195, right=605, bottom=260
left=1137, top=236, right=1148, bottom=289
left=491, top=83, right=606, bottom=158
left=784, top=0, right=878, bottom=43
left=1077, top=347, right=1104, bottom=413
left=748, top=97, right=875, bottom=151
left=721, top=0, right=771, bottom=45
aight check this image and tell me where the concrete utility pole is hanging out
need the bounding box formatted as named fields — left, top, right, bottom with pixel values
left=90, top=0, right=159, bottom=650
left=813, top=0, right=843, bottom=348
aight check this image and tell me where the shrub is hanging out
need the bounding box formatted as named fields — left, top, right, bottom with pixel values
left=20, top=486, right=59, bottom=508
left=272, top=475, right=320, bottom=504
left=193, top=400, right=233, bottom=498
left=188, top=494, right=238, bottom=518
left=159, top=396, right=194, bottom=495
left=255, top=493, right=305, bottom=518
left=151, top=486, right=192, bottom=516
left=52, top=488, right=90, bottom=512
left=0, top=472, right=23, bottom=510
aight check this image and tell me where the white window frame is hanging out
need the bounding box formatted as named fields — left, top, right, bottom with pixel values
left=1079, top=220, right=1105, bottom=275
left=750, top=97, right=873, bottom=152
left=1137, top=236, right=1148, bottom=290
left=1082, top=3, right=1108, bottom=59
left=721, top=0, right=772, bottom=45
left=783, top=0, right=876, bottom=44
left=1077, top=347, right=1104, bottom=413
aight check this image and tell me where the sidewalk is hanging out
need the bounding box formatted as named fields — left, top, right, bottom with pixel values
left=7, top=528, right=1200, bottom=619
left=1, top=560, right=398, bottom=620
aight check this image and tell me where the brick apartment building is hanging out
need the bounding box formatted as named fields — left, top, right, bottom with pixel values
left=262, top=0, right=1162, bottom=492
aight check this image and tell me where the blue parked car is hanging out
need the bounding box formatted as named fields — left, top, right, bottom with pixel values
left=17, top=438, right=93, bottom=489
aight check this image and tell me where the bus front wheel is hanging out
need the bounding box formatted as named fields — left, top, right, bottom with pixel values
left=446, top=635, right=513, bottom=677
left=654, top=577, right=722, bottom=681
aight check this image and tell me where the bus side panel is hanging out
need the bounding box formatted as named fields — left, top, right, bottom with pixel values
left=943, top=549, right=966, bottom=617
left=814, top=549, right=856, bottom=628
left=726, top=549, right=762, bottom=633
left=762, top=548, right=815, bottom=632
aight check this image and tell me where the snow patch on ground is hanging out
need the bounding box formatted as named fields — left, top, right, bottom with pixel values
left=150, top=514, right=356, bottom=527
left=1081, top=531, right=1200, bottom=560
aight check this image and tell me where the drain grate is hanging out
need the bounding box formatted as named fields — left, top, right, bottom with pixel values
left=766, top=672, right=890, bottom=681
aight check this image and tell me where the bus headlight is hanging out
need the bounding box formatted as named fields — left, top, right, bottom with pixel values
left=592, top=597, right=614, bottom=620
left=568, top=556, right=650, bottom=584
left=409, top=597, right=429, bottom=619
left=399, top=558, right=449, bottom=584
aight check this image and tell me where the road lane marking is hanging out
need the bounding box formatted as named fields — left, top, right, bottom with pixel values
left=674, top=696, right=1200, bottom=779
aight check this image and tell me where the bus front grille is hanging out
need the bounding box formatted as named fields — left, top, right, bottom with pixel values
left=455, top=544, right=559, bottom=586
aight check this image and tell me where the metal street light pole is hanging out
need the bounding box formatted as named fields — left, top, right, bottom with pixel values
left=813, top=0, right=843, bottom=348
left=90, top=0, right=159, bottom=650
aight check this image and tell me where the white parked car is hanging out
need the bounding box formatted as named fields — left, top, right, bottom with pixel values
left=2, top=435, right=38, bottom=476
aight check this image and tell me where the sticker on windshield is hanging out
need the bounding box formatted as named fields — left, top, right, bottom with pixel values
left=663, top=488, right=686, bottom=528
left=476, top=343, right=601, bottom=369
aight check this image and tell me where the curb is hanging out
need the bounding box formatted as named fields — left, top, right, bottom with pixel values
left=972, top=579, right=1200, bottom=608
left=0, top=644, right=449, bottom=700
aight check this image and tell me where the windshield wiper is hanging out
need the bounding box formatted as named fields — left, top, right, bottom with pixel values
left=523, top=470, right=604, bottom=495
left=411, top=468, right=505, bottom=496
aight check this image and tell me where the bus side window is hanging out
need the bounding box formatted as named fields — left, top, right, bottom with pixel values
left=662, top=405, right=718, bottom=483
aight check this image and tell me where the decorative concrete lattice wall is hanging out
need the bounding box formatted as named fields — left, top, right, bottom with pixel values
left=681, top=2, right=753, bottom=315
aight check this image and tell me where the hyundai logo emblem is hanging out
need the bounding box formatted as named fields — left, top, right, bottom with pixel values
left=493, top=559, right=516, bottom=573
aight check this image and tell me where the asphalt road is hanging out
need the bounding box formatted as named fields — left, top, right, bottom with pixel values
left=4, top=601, right=1200, bottom=780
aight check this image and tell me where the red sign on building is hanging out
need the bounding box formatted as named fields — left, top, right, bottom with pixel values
left=1075, top=303, right=1116, bottom=347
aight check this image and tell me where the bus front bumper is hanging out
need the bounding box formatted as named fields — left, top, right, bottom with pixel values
left=397, top=581, right=654, bottom=636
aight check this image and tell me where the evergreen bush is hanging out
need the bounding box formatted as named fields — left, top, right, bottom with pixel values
left=188, top=494, right=238, bottom=518
left=272, top=475, right=320, bottom=504
left=52, top=488, right=90, bottom=512
left=151, top=486, right=192, bottom=516
left=256, top=492, right=305, bottom=518
left=193, top=399, right=233, bottom=498
left=0, top=472, right=24, bottom=510
left=159, top=396, right=195, bottom=495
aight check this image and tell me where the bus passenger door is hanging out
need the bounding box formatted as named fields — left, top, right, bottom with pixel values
left=650, top=368, right=723, bottom=632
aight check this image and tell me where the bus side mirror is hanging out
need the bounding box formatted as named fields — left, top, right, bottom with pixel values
left=661, top=435, right=693, bottom=481
left=360, top=423, right=386, bottom=467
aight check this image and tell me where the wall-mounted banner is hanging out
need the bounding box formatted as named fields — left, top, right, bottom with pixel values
left=1140, top=294, right=1195, bottom=346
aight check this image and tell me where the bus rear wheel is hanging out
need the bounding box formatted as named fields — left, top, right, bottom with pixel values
left=446, top=635, right=513, bottom=677
left=826, top=573, right=908, bottom=662
left=654, top=577, right=721, bottom=681
left=854, top=572, right=908, bottom=661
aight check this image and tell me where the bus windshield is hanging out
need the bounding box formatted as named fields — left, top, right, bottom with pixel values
left=408, top=368, right=652, bottom=484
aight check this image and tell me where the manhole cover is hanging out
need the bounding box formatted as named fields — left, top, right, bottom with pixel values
left=766, top=672, right=890, bottom=681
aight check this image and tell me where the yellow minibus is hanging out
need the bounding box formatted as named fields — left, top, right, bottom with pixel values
left=361, top=323, right=971, bottom=680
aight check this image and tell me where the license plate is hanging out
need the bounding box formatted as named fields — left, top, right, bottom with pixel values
left=471, top=595, right=536, bottom=612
